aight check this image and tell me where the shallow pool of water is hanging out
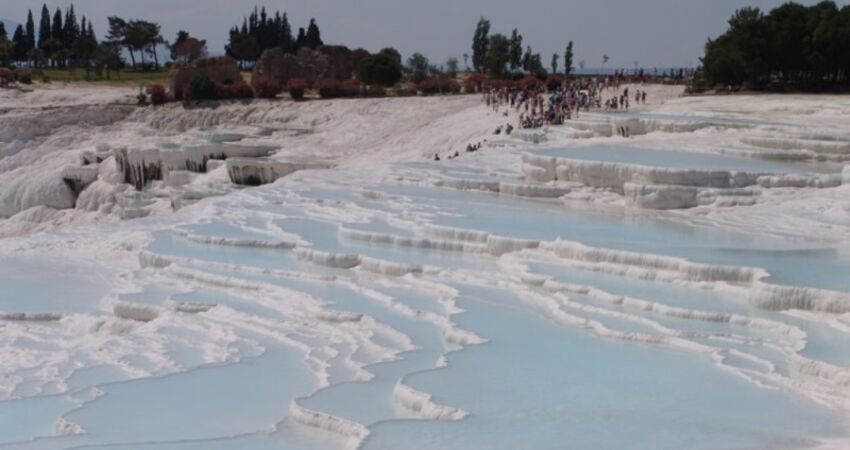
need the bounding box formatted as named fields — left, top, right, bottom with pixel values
left=532, top=145, right=840, bottom=173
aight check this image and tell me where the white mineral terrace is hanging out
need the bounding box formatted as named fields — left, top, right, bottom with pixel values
left=2, top=84, right=850, bottom=449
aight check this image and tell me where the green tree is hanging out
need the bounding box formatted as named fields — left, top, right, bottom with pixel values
left=508, top=28, right=523, bottom=72
left=379, top=47, right=402, bottom=66
left=471, top=17, right=490, bottom=73
left=51, top=8, right=63, bottom=65
left=696, top=2, right=850, bottom=89
left=527, top=52, right=547, bottom=79
left=72, top=22, right=98, bottom=72
left=294, top=27, right=306, bottom=51
left=305, top=19, right=323, bottom=49
left=171, top=31, right=206, bottom=64
left=38, top=5, right=51, bottom=62
left=278, top=12, right=293, bottom=53
left=227, top=32, right=257, bottom=69
left=484, top=33, right=510, bottom=78
left=551, top=53, right=559, bottom=75
left=445, top=57, right=459, bottom=77
left=564, top=41, right=574, bottom=76
left=25, top=10, right=36, bottom=58
left=12, top=25, right=26, bottom=64
left=106, top=17, right=135, bottom=68
left=64, top=5, right=79, bottom=50
left=358, top=53, right=403, bottom=86
left=407, top=52, right=430, bottom=83
left=93, top=42, right=124, bottom=78
left=0, top=23, right=8, bottom=66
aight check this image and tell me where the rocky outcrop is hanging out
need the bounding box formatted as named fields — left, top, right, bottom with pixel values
left=169, top=56, right=241, bottom=99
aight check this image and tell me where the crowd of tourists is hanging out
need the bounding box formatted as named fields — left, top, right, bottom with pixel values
left=482, top=76, right=649, bottom=130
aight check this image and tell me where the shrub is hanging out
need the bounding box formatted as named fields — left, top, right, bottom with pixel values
left=146, top=84, right=168, bottom=105
left=358, top=53, right=403, bottom=87
left=136, top=93, right=148, bottom=106
left=16, top=70, right=33, bottom=84
left=366, top=85, right=386, bottom=97
left=287, top=78, right=308, bottom=100
left=483, top=78, right=508, bottom=90
left=253, top=79, right=280, bottom=99
left=417, top=78, right=461, bottom=95
left=463, top=73, right=487, bottom=93
left=0, top=69, right=13, bottom=87
left=545, top=75, right=565, bottom=91
left=316, top=79, right=343, bottom=98
left=394, top=84, right=418, bottom=97
left=417, top=79, right=440, bottom=95
left=340, top=79, right=363, bottom=97
left=215, top=80, right=254, bottom=99
left=184, top=75, right=217, bottom=101
left=444, top=79, right=461, bottom=94
left=517, top=76, right=541, bottom=91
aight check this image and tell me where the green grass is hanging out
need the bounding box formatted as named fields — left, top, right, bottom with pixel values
left=36, top=68, right=171, bottom=86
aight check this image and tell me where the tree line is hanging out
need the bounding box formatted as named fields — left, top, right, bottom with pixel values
left=225, top=6, right=323, bottom=68
left=0, top=4, right=99, bottom=68
left=470, top=17, right=574, bottom=79
left=701, top=1, right=850, bottom=90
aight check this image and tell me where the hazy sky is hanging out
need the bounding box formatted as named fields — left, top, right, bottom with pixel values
left=3, top=0, right=848, bottom=68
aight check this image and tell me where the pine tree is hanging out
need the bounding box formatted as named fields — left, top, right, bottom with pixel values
left=305, top=19, right=322, bottom=49
left=551, top=53, right=559, bottom=75
left=0, top=22, right=7, bottom=41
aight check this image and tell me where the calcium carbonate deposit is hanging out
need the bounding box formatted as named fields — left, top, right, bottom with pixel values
left=2, top=84, right=850, bottom=449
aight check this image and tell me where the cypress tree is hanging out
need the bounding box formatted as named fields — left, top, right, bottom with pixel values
left=305, top=19, right=322, bottom=49
left=52, top=8, right=63, bottom=48
left=294, top=27, right=306, bottom=51
left=564, top=41, right=574, bottom=76
left=0, top=22, right=7, bottom=41
left=279, top=13, right=293, bottom=53
left=258, top=7, right=268, bottom=50
left=64, top=5, right=79, bottom=50
left=12, top=25, right=26, bottom=63
left=38, top=5, right=51, bottom=54
left=25, top=10, right=36, bottom=53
